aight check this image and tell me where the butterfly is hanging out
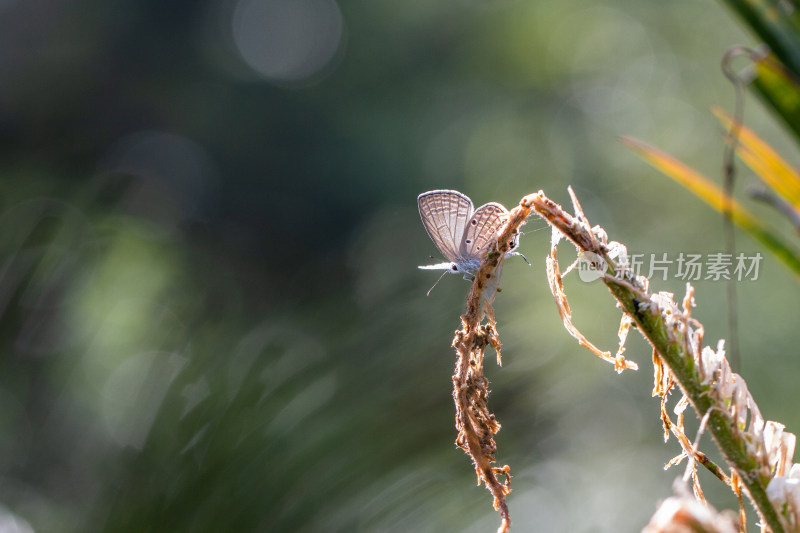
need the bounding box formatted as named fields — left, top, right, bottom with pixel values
left=417, top=189, right=526, bottom=294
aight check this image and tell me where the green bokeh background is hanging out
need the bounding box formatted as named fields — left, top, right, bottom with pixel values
left=1, top=0, right=799, bottom=531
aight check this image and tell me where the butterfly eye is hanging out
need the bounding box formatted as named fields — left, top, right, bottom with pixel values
left=451, top=264, right=458, bottom=271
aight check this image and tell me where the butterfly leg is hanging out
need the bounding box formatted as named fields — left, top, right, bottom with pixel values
left=508, top=251, right=530, bottom=266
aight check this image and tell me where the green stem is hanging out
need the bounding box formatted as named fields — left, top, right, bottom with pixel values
left=604, top=278, right=784, bottom=533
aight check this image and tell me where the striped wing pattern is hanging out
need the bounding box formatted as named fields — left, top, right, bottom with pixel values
left=417, top=190, right=474, bottom=264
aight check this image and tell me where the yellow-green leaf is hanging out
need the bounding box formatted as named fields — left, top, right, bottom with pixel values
left=712, top=105, right=800, bottom=208
left=621, top=135, right=800, bottom=277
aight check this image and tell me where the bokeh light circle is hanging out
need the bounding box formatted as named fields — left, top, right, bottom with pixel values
left=231, top=0, right=343, bottom=83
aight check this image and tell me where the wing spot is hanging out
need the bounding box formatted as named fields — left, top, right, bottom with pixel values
left=465, top=239, right=471, bottom=244
left=471, top=219, right=477, bottom=225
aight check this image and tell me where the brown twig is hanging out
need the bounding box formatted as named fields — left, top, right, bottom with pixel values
left=451, top=199, right=532, bottom=533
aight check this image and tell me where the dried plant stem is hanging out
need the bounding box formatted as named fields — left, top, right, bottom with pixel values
left=451, top=188, right=796, bottom=532
left=451, top=200, right=532, bottom=533
left=522, top=189, right=788, bottom=533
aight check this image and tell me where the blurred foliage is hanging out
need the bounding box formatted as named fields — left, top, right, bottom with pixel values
left=1, top=1, right=800, bottom=532
left=621, top=134, right=800, bottom=276
left=621, top=3, right=800, bottom=524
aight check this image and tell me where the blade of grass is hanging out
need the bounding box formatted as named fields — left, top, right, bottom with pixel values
left=750, top=52, right=800, bottom=142
left=712, top=105, right=800, bottom=207
left=620, top=135, right=800, bottom=277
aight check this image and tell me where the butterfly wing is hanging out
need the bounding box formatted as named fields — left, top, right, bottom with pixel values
left=417, top=190, right=474, bottom=264
left=460, top=202, right=509, bottom=260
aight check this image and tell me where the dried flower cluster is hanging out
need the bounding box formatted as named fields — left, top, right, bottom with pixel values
left=643, top=484, right=740, bottom=533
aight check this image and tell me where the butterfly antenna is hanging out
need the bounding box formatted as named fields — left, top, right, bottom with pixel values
left=427, top=269, right=450, bottom=296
